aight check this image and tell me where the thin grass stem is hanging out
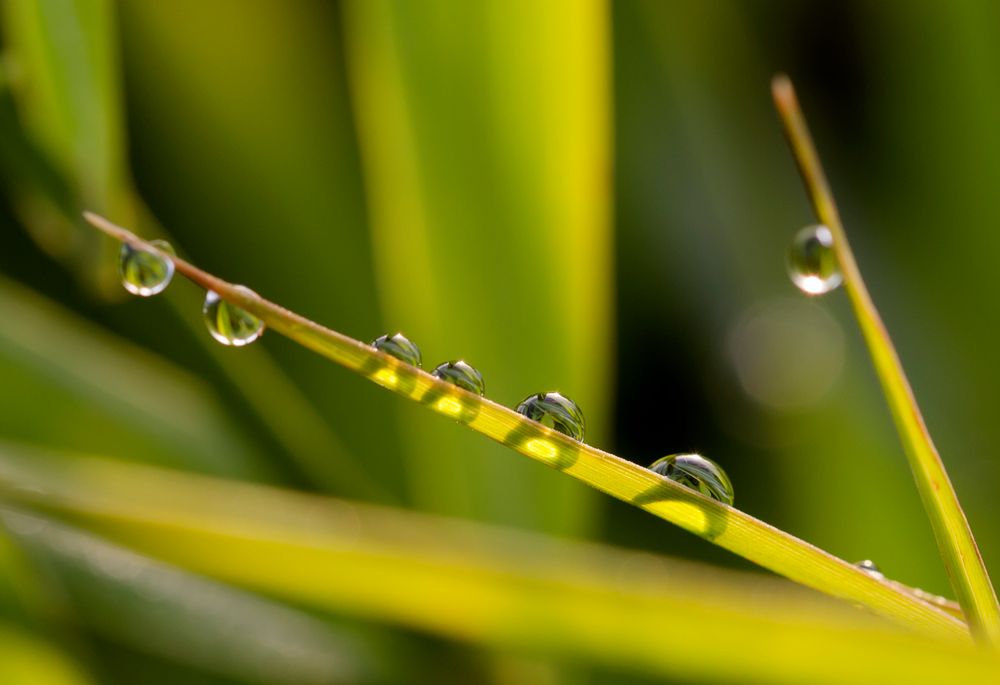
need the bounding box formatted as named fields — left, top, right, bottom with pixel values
left=771, top=75, right=1000, bottom=643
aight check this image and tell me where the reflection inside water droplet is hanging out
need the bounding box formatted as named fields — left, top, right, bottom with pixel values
left=855, top=559, right=884, bottom=579
left=203, top=289, right=265, bottom=347
left=649, top=453, right=734, bottom=505
left=431, top=360, right=485, bottom=396
left=515, top=392, right=585, bottom=441
left=787, top=224, right=842, bottom=295
left=372, top=332, right=422, bottom=367
left=119, top=240, right=175, bottom=296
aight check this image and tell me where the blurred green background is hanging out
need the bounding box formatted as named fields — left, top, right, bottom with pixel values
left=1, top=0, right=998, bottom=683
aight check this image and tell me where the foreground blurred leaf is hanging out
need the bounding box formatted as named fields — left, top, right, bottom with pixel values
left=0, top=275, right=271, bottom=477
left=0, top=623, right=93, bottom=685
left=0, top=1, right=384, bottom=498
left=0, top=0, right=127, bottom=293
left=1, top=446, right=997, bottom=684
left=2, top=509, right=366, bottom=684
left=342, top=0, right=612, bottom=533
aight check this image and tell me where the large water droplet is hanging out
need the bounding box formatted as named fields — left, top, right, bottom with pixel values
left=787, top=224, right=842, bottom=295
left=649, top=453, right=734, bottom=505
left=119, top=240, right=175, bottom=296
left=515, top=392, right=585, bottom=441
left=371, top=333, right=422, bottom=367
left=431, top=360, right=485, bottom=395
left=855, top=559, right=884, bottom=579
left=203, top=289, right=264, bottom=347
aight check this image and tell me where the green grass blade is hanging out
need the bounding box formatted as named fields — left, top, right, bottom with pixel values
left=0, top=0, right=384, bottom=499
left=0, top=274, right=271, bottom=478
left=771, top=76, right=1000, bottom=643
left=82, top=213, right=968, bottom=638
left=0, top=623, right=94, bottom=685
left=2, top=509, right=366, bottom=684
left=342, top=0, right=612, bottom=534
left=0, top=447, right=997, bottom=684
left=0, top=0, right=127, bottom=295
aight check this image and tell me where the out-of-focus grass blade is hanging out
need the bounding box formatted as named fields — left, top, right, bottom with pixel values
left=2, top=509, right=366, bottom=684
left=772, top=77, right=1000, bottom=644
left=342, top=0, right=612, bottom=532
left=0, top=623, right=94, bottom=685
left=114, top=0, right=404, bottom=497
left=82, top=222, right=966, bottom=640
left=0, top=3, right=383, bottom=499
left=0, top=0, right=127, bottom=294
left=1, top=448, right=997, bottom=684
left=0, top=274, right=271, bottom=478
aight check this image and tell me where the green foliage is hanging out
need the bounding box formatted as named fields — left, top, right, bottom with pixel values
left=773, top=76, right=1000, bottom=641
left=2, top=447, right=999, bottom=685
left=2, top=1, right=1000, bottom=683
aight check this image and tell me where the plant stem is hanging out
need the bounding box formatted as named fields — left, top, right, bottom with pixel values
left=771, top=75, right=1000, bottom=644
left=83, top=211, right=968, bottom=639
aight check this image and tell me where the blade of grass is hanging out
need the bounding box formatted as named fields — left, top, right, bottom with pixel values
left=771, top=75, right=1000, bottom=643
left=2, top=509, right=366, bottom=684
left=125, top=201, right=392, bottom=500
left=82, top=212, right=968, bottom=638
left=0, top=274, right=273, bottom=478
left=0, top=623, right=94, bottom=685
left=342, top=0, right=611, bottom=534
left=0, top=446, right=996, bottom=684
left=0, top=0, right=127, bottom=295
left=0, top=1, right=386, bottom=500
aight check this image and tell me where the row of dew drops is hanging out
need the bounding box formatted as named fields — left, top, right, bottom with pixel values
left=118, top=224, right=844, bottom=511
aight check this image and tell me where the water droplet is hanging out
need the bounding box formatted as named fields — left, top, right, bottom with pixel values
left=855, top=559, right=884, bottom=579
left=119, top=240, right=175, bottom=296
left=203, top=289, right=264, bottom=347
left=649, top=453, right=734, bottom=505
left=787, top=224, right=842, bottom=295
left=371, top=333, right=422, bottom=367
left=515, top=392, right=585, bottom=442
left=431, top=360, right=485, bottom=396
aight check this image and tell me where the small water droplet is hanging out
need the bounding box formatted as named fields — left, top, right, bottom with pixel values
left=855, top=559, right=884, bottom=579
left=119, top=240, right=175, bottom=296
left=371, top=333, right=422, bottom=367
left=787, top=224, right=842, bottom=295
left=515, top=392, right=585, bottom=442
left=203, top=288, right=264, bottom=347
left=431, top=360, right=485, bottom=396
left=649, top=453, right=734, bottom=505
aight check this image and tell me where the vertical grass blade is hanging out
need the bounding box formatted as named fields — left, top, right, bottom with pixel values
left=772, top=75, right=1000, bottom=643
left=342, top=0, right=612, bottom=534
left=0, top=0, right=127, bottom=295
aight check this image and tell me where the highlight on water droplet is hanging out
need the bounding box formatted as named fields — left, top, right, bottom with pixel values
left=372, top=332, right=422, bottom=367
left=203, top=288, right=265, bottom=347
left=515, top=392, right=585, bottom=442
left=119, top=240, right=175, bottom=296
left=431, top=360, right=485, bottom=396
left=855, top=559, right=884, bottom=579
left=649, top=453, right=734, bottom=505
left=787, top=224, right=842, bottom=295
